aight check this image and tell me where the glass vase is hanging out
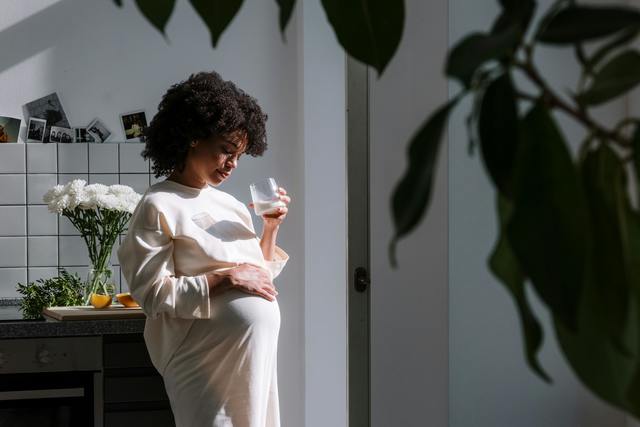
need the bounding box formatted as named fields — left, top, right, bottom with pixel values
left=84, top=264, right=116, bottom=306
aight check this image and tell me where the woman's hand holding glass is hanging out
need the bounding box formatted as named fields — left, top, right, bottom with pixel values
left=207, top=263, right=278, bottom=301
left=248, top=186, right=291, bottom=228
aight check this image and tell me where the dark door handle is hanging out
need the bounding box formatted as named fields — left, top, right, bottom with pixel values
left=354, top=267, right=369, bottom=292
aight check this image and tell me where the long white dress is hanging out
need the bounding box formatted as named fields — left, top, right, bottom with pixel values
left=117, top=179, right=289, bottom=427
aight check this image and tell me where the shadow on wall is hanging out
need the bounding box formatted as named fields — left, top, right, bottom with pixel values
left=0, top=0, right=81, bottom=75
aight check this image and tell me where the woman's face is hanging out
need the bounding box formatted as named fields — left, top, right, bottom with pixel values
left=188, top=130, right=248, bottom=187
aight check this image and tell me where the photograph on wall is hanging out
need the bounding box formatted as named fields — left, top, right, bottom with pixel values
left=26, top=117, right=46, bottom=143
left=24, top=92, right=70, bottom=142
left=73, top=127, right=95, bottom=143
left=120, top=110, right=147, bottom=142
left=0, top=116, right=21, bottom=142
left=49, top=126, right=73, bottom=143
left=87, top=118, right=111, bottom=143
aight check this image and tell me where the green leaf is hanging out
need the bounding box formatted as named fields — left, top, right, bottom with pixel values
left=320, top=0, right=404, bottom=75
left=498, top=0, right=535, bottom=11
left=478, top=72, right=519, bottom=198
left=632, top=125, right=640, bottom=204
left=113, top=0, right=123, bottom=7
left=275, top=0, right=296, bottom=39
left=580, top=144, right=633, bottom=352
left=389, top=95, right=461, bottom=267
left=537, top=5, right=640, bottom=44
left=585, top=27, right=640, bottom=75
left=491, top=0, right=536, bottom=35
left=134, top=0, right=176, bottom=36
left=623, top=209, right=640, bottom=416
left=489, top=194, right=551, bottom=383
left=446, top=25, right=520, bottom=88
left=554, top=268, right=638, bottom=416
left=506, top=102, right=589, bottom=331
left=189, top=0, right=245, bottom=48
left=578, top=50, right=640, bottom=106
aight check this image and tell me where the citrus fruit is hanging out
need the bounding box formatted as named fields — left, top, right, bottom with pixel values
left=116, top=292, right=140, bottom=307
left=90, top=293, right=112, bottom=309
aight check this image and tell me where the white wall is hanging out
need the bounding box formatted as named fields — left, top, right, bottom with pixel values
left=449, top=0, right=629, bottom=426
left=298, top=0, right=348, bottom=426
left=369, top=0, right=449, bottom=426
left=0, top=1, right=308, bottom=425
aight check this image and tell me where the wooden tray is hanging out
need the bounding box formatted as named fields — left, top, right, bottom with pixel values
left=42, top=304, right=146, bottom=321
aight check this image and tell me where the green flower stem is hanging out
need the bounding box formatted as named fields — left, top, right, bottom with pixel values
left=61, top=206, right=132, bottom=304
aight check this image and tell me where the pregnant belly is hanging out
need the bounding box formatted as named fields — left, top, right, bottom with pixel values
left=172, top=288, right=281, bottom=362
left=211, top=287, right=281, bottom=333
left=163, top=289, right=281, bottom=412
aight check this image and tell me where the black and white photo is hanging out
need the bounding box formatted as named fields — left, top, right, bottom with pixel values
left=87, top=118, right=111, bottom=143
left=73, top=127, right=94, bottom=143
left=49, top=126, right=73, bottom=143
left=26, top=117, right=46, bottom=143
left=24, top=92, right=70, bottom=141
left=120, top=110, right=148, bottom=142
left=0, top=116, right=21, bottom=143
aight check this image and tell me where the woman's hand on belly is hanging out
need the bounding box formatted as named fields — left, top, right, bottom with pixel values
left=207, top=263, right=278, bottom=301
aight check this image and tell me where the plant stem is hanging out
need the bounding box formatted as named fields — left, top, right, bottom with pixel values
left=514, top=50, right=631, bottom=149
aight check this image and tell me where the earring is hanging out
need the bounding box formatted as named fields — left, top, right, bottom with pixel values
left=190, top=141, right=197, bottom=147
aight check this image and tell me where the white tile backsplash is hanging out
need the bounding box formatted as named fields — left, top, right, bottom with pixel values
left=28, top=205, right=58, bottom=235
left=119, top=143, right=149, bottom=173
left=0, top=144, right=25, bottom=173
left=0, top=143, right=152, bottom=279
left=59, top=216, right=80, bottom=235
left=58, top=235, right=90, bottom=265
left=58, top=144, right=88, bottom=173
left=0, top=175, right=26, bottom=204
left=0, top=268, right=27, bottom=297
left=26, top=143, right=57, bottom=173
left=0, top=237, right=27, bottom=267
left=28, top=236, right=58, bottom=267
left=89, top=144, right=118, bottom=173
left=89, top=174, right=118, bottom=186
left=28, top=267, right=59, bottom=283
left=27, top=174, right=57, bottom=204
left=58, top=174, right=88, bottom=185
left=120, top=174, right=149, bottom=195
left=0, top=206, right=26, bottom=236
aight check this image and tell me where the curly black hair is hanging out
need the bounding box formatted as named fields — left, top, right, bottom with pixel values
left=142, top=71, right=268, bottom=177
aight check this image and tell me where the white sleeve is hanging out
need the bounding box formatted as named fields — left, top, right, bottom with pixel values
left=117, top=200, right=211, bottom=319
left=260, top=241, right=290, bottom=281
left=238, top=198, right=290, bottom=280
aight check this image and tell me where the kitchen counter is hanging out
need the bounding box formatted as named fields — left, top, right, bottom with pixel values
left=0, top=300, right=146, bottom=339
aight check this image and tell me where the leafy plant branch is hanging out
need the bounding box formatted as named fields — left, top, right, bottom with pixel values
left=512, top=47, right=632, bottom=150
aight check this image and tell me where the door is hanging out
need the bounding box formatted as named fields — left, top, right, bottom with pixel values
left=347, top=56, right=371, bottom=427
left=347, top=0, right=450, bottom=425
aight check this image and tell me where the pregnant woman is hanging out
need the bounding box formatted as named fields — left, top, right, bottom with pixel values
left=117, top=71, right=291, bottom=427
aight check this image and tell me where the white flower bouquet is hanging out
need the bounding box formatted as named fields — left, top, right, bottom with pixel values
left=43, top=179, right=142, bottom=305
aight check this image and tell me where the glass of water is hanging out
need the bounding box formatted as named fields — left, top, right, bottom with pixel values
left=250, top=177, right=286, bottom=216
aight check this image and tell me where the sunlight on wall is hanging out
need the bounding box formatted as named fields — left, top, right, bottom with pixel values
left=0, top=0, right=63, bottom=32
